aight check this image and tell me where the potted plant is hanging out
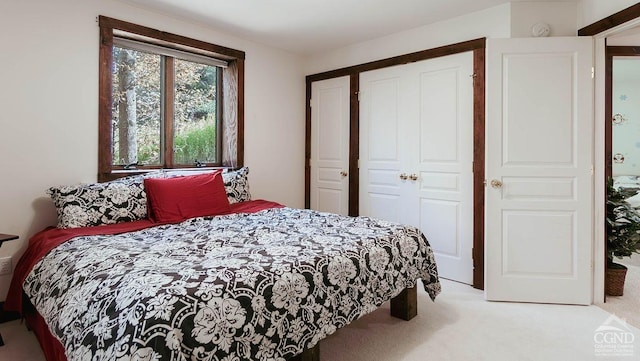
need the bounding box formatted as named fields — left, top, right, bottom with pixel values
left=606, top=178, right=640, bottom=296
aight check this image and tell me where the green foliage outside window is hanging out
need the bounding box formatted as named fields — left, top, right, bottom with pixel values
left=111, top=46, right=219, bottom=167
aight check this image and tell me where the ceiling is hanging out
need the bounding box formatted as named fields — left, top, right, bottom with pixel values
left=123, top=0, right=574, bottom=55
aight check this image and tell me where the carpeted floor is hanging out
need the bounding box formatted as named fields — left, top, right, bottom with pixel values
left=599, top=252, right=640, bottom=329
left=1, top=279, right=638, bottom=361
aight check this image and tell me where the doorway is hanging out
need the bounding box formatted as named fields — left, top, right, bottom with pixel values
left=599, top=48, right=640, bottom=327
left=578, top=2, right=640, bottom=304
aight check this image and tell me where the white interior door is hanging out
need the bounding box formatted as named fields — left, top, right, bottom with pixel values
left=359, top=68, right=410, bottom=224
left=310, top=77, right=350, bottom=215
left=360, top=52, right=475, bottom=284
left=413, top=52, right=475, bottom=285
left=485, top=37, right=594, bottom=305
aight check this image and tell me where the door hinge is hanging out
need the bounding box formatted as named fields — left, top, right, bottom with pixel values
left=309, top=98, right=313, bottom=107
left=357, top=91, right=361, bottom=102
left=357, top=159, right=360, bottom=169
left=591, top=67, right=594, bottom=79
left=591, top=164, right=594, bottom=176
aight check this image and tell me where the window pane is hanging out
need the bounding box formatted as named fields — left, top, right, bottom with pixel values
left=111, top=46, right=161, bottom=166
left=173, top=59, right=218, bottom=165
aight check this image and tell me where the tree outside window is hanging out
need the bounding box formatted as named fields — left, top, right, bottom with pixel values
left=111, top=46, right=220, bottom=168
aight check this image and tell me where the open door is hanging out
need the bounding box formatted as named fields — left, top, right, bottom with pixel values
left=485, top=37, right=594, bottom=304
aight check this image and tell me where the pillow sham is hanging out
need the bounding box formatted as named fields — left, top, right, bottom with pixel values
left=144, top=171, right=230, bottom=223
left=48, top=177, right=147, bottom=229
left=48, top=171, right=166, bottom=229
left=222, top=167, right=252, bottom=204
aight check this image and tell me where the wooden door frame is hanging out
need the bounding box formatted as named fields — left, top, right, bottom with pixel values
left=579, top=3, right=640, bottom=303
left=305, top=38, right=487, bottom=289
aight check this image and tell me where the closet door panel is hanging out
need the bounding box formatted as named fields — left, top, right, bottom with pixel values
left=359, top=73, right=407, bottom=222
left=414, top=52, right=474, bottom=285
left=310, top=76, right=350, bottom=215
left=419, top=68, right=460, bottom=162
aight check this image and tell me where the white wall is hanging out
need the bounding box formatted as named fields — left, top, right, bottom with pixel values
left=0, top=0, right=305, bottom=300
left=578, top=0, right=639, bottom=28
left=304, top=2, right=579, bottom=75
left=510, top=2, right=577, bottom=37
left=607, top=30, right=640, bottom=46
left=304, top=4, right=511, bottom=75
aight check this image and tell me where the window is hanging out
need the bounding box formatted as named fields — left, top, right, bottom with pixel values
left=99, top=16, right=245, bottom=182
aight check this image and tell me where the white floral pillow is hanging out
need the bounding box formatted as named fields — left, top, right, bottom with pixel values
left=48, top=175, right=158, bottom=229
left=222, top=167, right=251, bottom=204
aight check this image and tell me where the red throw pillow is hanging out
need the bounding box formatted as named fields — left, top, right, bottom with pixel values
left=144, top=171, right=231, bottom=223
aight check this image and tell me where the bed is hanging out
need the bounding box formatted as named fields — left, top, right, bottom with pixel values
left=5, top=168, right=441, bottom=361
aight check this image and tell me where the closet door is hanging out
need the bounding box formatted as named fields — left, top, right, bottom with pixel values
left=412, top=52, right=474, bottom=285
left=359, top=52, right=475, bottom=284
left=310, top=76, right=350, bottom=215
left=359, top=67, right=412, bottom=224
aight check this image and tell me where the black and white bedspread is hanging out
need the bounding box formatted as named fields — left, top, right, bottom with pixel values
left=23, top=207, right=441, bottom=361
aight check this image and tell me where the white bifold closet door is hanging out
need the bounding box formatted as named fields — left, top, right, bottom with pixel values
left=310, top=76, right=350, bottom=216
left=359, top=52, right=475, bottom=285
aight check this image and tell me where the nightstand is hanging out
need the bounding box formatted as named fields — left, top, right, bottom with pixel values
left=0, top=233, right=17, bottom=347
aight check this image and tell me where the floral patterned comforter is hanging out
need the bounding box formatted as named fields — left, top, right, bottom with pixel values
left=23, top=207, right=441, bottom=361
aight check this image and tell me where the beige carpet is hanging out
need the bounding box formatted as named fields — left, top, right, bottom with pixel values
left=2, top=279, right=638, bottom=361
left=599, top=252, right=640, bottom=329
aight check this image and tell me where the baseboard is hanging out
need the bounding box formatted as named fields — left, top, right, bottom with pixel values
left=0, top=301, right=21, bottom=323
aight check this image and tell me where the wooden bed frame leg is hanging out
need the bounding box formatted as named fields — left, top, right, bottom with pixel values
left=288, top=341, right=320, bottom=361
left=390, top=286, right=417, bottom=321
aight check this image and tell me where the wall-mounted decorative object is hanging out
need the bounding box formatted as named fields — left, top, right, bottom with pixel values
left=613, top=113, right=627, bottom=125
left=531, top=22, right=551, bottom=37
left=613, top=153, right=625, bottom=164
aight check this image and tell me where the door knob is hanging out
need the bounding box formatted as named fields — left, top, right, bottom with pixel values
left=490, top=179, right=503, bottom=188
left=399, top=173, right=408, bottom=180
left=340, top=171, right=348, bottom=177
left=409, top=174, right=418, bottom=181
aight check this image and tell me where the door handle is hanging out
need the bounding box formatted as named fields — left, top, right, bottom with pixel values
left=340, top=171, right=348, bottom=177
left=409, top=174, right=418, bottom=181
left=490, top=179, right=503, bottom=189
left=399, top=173, right=408, bottom=180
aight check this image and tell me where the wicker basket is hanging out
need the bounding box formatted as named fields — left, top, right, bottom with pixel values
left=606, top=265, right=628, bottom=296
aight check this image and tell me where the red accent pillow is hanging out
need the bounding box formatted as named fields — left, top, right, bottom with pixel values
left=144, top=171, right=231, bottom=223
